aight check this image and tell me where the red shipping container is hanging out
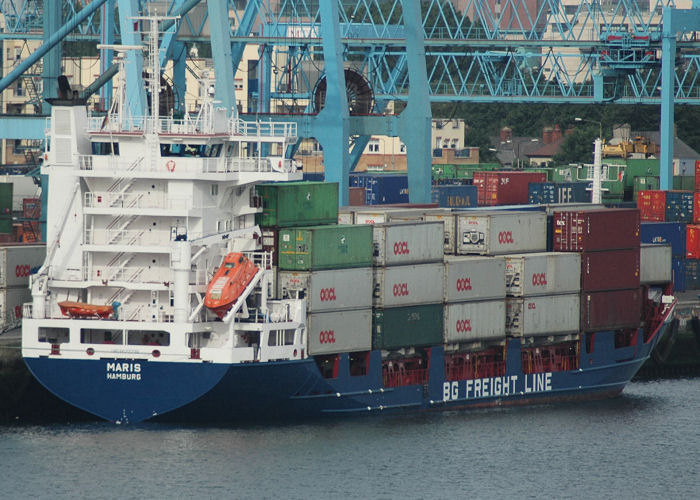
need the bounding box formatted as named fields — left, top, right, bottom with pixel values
left=473, top=171, right=547, bottom=206
left=349, top=187, right=366, bottom=206
left=580, top=288, right=642, bottom=331
left=636, top=190, right=666, bottom=221
left=580, top=249, right=640, bottom=291
left=261, top=227, right=280, bottom=266
left=687, top=224, right=700, bottom=259
left=695, top=160, right=700, bottom=192
left=553, top=208, right=640, bottom=252
left=694, top=193, right=700, bottom=223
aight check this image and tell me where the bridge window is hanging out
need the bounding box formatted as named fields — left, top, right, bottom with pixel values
left=127, top=330, right=170, bottom=346
left=80, top=328, right=123, bottom=345
left=92, top=142, right=119, bottom=155
left=38, top=327, right=69, bottom=344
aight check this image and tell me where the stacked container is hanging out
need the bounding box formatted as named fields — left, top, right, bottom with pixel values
left=504, top=253, right=581, bottom=338
left=640, top=221, right=686, bottom=290
left=553, top=208, right=642, bottom=331
left=0, top=244, right=45, bottom=330
left=528, top=182, right=591, bottom=205
left=431, top=185, right=478, bottom=208
left=371, top=222, right=445, bottom=350
left=455, top=210, right=547, bottom=256
left=473, top=171, right=547, bottom=206
left=637, top=190, right=694, bottom=223
left=442, top=256, right=506, bottom=345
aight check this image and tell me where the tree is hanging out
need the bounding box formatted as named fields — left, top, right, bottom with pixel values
left=553, top=127, right=599, bottom=164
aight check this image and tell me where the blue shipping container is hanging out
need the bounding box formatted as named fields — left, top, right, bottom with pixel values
left=303, top=172, right=325, bottom=182
left=528, top=182, right=591, bottom=204
left=664, top=191, right=694, bottom=223
left=349, top=173, right=409, bottom=204
left=641, top=222, right=687, bottom=258
left=431, top=185, right=477, bottom=208
left=685, top=259, right=700, bottom=290
left=673, top=258, right=686, bottom=292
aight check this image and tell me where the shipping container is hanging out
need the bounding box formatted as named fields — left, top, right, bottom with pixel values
left=684, top=259, right=700, bottom=290
left=255, top=182, right=339, bottom=228
left=673, top=175, right=695, bottom=191
left=354, top=208, right=418, bottom=225
left=687, top=225, right=700, bottom=259
left=444, top=300, right=506, bottom=343
left=431, top=185, right=478, bottom=208
left=580, top=249, right=640, bottom=291
left=0, top=286, right=31, bottom=328
left=277, top=268, right=373, bottom=312
left=640, top=244, right=672, bottom=285
left=640, top=221, right=686, bottom=257
left=353, top=173, right=409, bottom=205
left=696, top=159, right=700, bottom=191
left=694, top=193, right=700, bottom=224
left=528, top=182, right=590, bottom=205
left=372, top=304, right=443, bottom=350
left=0, top=244, right=46, bottom=288
left=307, top=309, right=372, bottom=355
left=349, top=187, right=366, bottom=206
left=637, top=190, right=694, bottom=222
left=444, top=255, right=506, bottom=302
left=425, top=213, right=457, bottom=254
left=373, top=263, right=444, bottom=308
left=505, top=252, right=581, bottom=297
left=553, top=208, right=640, bottom=252
left=456, top=211, right=547, bottom=255
left=372, top=221, right=444, bottom=266
left=580, top=288, right=642, bottom=331
left=473, top=171, right=547, bottom=206
left=673, top=257, right=686, bottom=292
left=505, top=294, right=580, bottom=337
left=278, top=225, right=373, bottom=271
left=632, top=177, right=659, bottom=200
left=337, top=208, right=354, bottom=225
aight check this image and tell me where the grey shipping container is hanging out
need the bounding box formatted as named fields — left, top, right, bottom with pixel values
left=640, top=244, right=672, bottom=284
left=337, top=208, right=355, bottom=225
left=307, top=309, right=372, bottom=355
left=456, top=211, right=547, bottom=255
left=505, top=293, right=580, bottom=337
left=444, top=300, right=506, bottom=344
left=373, top=262, right=444, bottom=308
left=373, top=221, right=445, bottom=266
left=443, top=256, right=506, bottom=302
left=277, top=268, right=373, bottom=312
left=505, top=252, right=581, bottom=297
left=425, top=213, right=457, bottom=254
left=355, top=208, right=416, bottom=225
left=0, top=286, right=32, bottom=328
left=372, top=304, right=443, bottom=350
left=0, top=244, right=46, bottom=288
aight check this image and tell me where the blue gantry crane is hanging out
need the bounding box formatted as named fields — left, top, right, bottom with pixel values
left=2, top=0, right=700, bottom=207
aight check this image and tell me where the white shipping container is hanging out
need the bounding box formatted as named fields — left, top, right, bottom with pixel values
left=373, top=263, right=444, bottom=308
left=337, top=209, right=354, bottom=225
left=505, top=294, right=580, bottom=337
left=0, top=286, right=32, bottom=328
left=444, top=256, right=506, bottom=302
left=456, top=211, right=547, bottom=255
left=505, top=252, right=581, bottom=297
left=0, top=244, right=46, bottom=288
left=373, top=221, right=444, bottom=266
left=307, top=309, right=372, bottom=355
left=277, top=268, right=373, bottom=312
left=640, top=244, right=672, bottom=284
left=354, top=208, right=411, bottom=225
left=444, top=300, right=506, bottom=343
left=425, top=213, right=457, bottom=254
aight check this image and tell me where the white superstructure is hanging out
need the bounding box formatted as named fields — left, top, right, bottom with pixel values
left=22, top=16, right=307, bottom=366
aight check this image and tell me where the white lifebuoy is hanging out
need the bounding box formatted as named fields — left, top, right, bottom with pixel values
left=166, top=160, right=176, bottom=172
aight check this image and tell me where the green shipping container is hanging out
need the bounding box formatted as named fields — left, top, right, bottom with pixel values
left=431, top=164, right=457, bottom=182
left=255, top=182, right=339, bottom=227
left=673, top=176, right=695, bottom=191
left=551, top=166, right=579, bottom=182
left=633, top=176, right=660, bottom=200
left=0, top=217, right=11, bottom=234
left=278, top=224, right=373, bottom=270
left=625, top=159, right=659, bottom=189
left=0, top=184, right=12, bottom=215
left=372, top=304, right=443, bottom=350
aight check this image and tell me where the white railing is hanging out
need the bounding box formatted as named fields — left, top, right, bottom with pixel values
left=84, top=192, right=192, bottom=211
left=86, top=114, right=298, bottom=139
left=85, top=228, right=166, bottom=247
left=89, top=266, right=166, bottom=283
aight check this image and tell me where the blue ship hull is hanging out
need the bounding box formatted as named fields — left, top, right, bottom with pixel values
left=23, top=322, right=670, bottom=424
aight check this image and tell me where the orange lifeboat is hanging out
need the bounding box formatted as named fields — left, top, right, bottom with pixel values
left=58, top=301, right=120, bottom=319
left=204, top=253, right=259, bottom=319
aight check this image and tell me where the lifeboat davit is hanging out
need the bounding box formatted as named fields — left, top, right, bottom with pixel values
left=58, top=301, right=120, bottom=319
left=204, top=253, right=259, bottom=319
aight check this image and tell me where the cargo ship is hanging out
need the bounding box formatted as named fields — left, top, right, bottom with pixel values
left=21, top=21, right=676, bottom=424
